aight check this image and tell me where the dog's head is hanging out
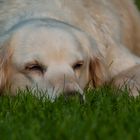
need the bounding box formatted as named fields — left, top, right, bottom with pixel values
left=0, top=19, right=108, bottom=100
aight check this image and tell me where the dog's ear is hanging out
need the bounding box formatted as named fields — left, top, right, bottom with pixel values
left=89, top=56, right=109, bottom=87
left=0, top=42, right=12, bottom=93
left=0, top=54, right=8, bottom=92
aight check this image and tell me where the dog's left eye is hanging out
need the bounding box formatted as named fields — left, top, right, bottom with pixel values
left=73, top=61, right=84, bottom=70
left=25, top=64, right=44, bottom=73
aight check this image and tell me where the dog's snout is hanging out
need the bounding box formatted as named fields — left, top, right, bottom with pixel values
left=64, top=89, right=78, bottom=96
left=45, top=65, right=85, bottom=100
left=65, top=91, right=76, bottom=96
left=63, top=87, right=85, bottom=102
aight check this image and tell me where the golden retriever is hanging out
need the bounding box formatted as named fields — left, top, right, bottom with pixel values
left=0, top=0, right=140, bottom=100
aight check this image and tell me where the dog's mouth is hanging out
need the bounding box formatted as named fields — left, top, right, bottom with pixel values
left=63, top=89, right=85, bottom=103
left=46, top=83, right=85, bottom=102
left=23, top=83, right=85, bottom=102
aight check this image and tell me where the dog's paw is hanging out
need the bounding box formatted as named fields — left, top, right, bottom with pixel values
left=112, top=65, right=140, bottom=97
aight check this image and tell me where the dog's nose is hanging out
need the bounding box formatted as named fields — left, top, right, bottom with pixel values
left=64, top=90, right=78, bottom=96
left=64, top=90, right=85, bottom=102
left=63, top=87, right=85, bottom=102
left=63, top=83, right=80, bottom=95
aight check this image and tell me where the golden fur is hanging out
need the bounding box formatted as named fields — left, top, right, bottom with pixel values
left=0, top=0, right=140, bottom=100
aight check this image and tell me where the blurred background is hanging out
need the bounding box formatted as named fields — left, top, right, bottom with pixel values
left=135, top=0, right=140, bottom=10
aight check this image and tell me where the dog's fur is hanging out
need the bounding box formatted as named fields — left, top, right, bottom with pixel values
left=0, top=0, right=140, bottom=99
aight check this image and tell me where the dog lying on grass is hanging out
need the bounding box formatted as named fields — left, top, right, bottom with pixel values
left=0, top=0, right=140, bottom=100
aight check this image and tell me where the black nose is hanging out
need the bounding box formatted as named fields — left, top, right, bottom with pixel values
left=64, top=90, right=85, bottom=103
left=65, top=90, right=78, bottom=96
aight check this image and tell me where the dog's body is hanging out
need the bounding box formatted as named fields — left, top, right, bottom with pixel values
left=0, top=0, right=140, bottom=99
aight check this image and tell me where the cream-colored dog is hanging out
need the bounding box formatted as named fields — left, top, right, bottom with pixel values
left=0, top=0, right=140, bottom=100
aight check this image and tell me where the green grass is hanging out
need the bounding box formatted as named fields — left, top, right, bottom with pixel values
left=0, top=87, right=140, bottom=140
left=0, top=1, right=140, bottom=140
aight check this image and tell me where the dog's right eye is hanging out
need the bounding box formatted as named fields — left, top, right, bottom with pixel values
left=25, top=64, right=44, bottom=73
left=73, top=60, right=84, bottom=70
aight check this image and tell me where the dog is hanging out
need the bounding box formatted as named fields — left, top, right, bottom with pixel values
left=0, top=0, right=140, bottom=100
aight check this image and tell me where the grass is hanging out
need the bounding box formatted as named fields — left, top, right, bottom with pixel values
left=0, top=87, right=140, bottom=140
left=0, top=1, right=140, bottom=140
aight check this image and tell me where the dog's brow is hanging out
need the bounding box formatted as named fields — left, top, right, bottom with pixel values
left=25, top=60, right=39, bottom=66
left=24, top=60, right=45, bottom=68
left=74, top=60, right=84, bottom=65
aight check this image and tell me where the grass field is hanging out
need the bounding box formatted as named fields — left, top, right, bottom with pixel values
left=0, top=1, right=140, bottom=140
left=0, top=87, right=140, bottom=140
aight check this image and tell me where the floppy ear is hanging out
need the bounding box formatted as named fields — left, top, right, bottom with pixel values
left=0, top=42, right=12, bottom=93
left=89, top=56, right=109, bottom=87
left=0, top=55, right=7, bottom=93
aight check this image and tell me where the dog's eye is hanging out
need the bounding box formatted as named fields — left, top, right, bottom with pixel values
left=25, top=64, right=44, bottom=73
left=73, top=61, right=84, bottom=70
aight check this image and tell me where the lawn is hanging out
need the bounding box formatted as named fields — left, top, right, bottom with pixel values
left=0, top=87, right=140, bottom=140
left=0, top=1, right=140, bottom=140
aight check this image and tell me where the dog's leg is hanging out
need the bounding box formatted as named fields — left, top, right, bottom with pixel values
left=112, top=65, right=140, bottom=96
